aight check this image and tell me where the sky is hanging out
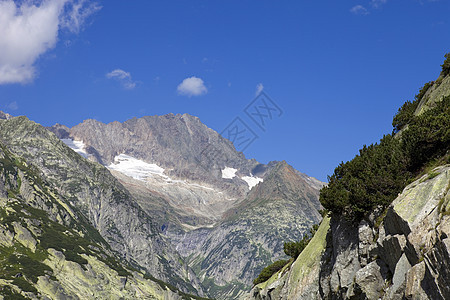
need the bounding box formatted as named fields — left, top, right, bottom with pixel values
left=0, top=0, right=449, bottom=182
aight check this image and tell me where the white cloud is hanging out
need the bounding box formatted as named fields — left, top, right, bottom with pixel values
left=350, top=5, right=369, bottom=15
left=177, top=76, right=207, bottom=97
left=7, top=101, right=18, bottom=111
left=61, top=0, right=101, bottom=33
left=255, top=83, right=264, bottom=95
left=371, top=0, right=387, bottom=8
left=0, top=0, right=100, bottom=85
left=106, top=69, right=137, bottom=90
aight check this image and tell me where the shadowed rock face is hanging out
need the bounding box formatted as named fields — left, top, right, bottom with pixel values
left=47, top=113, right=324, bottom=299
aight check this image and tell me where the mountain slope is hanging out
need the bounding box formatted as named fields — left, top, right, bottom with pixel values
left=171, top=161, right=323, bottom=299
left=0, top=142, right=204, bottom=299
left=0, top=116, right=204, bottom=295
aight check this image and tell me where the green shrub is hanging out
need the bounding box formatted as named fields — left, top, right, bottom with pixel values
left=401, top=96, right=449, bottom=172
left=283, top=224, right=318, bottom=259
left=320, top=87, right=449, bottom=221
left=320, top=134, right=410, bottom=219
left=253, top=260, right=289, bottom=285
left=392, top=100, right=419, bottom=133
left=392, top=81, right=433, bottom=133
left=442, top=53, right=450, bottom=76
left=283, top=238, right=308, bottom=259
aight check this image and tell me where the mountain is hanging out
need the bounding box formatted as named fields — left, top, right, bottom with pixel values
left=47, top=113, right=324, bottom=299
left=247, top=55, right=450, bottom=299
left=0, top=109, right=323, bottom=298
left=170, top=161, right=323, bottom=298
left=0, top=116, right=204, bottom=296
left=0, top=134, right=204, bottom=299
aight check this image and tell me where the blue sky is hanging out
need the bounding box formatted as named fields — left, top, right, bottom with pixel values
left=0, top=0, right=449, bottom=181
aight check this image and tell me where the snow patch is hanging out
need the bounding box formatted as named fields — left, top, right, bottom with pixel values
left=109, top=154, right=224, bottom=193
left=61, top=139, right=89, bottom=158
left=242, top=175, right=263, bottom=190
left=108, top=154, right=167, bottom=181
left=222, top=167, right=237, bottom=179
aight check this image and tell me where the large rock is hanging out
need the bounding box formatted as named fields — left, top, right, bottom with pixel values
left=354, top=261, right=384, bottom=299
left=320, top=216, right=361, bottom=298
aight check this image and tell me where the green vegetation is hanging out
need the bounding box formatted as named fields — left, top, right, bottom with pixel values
left=392, top=81, right=433, bottom=133
left=401, top=96, right=449, bottom=171
left=283, top=224, right=319, bottom=259
left=0, top=129, right=208, bottom=299
left=0, top=285, right=28, bottom=300
left=253, top=259, right=290, bottom=285
left=254, top=223, right=319, bottom=286
left=442, top=52, right=450, bottom=76
left=321, top=79, right=450, bottom=220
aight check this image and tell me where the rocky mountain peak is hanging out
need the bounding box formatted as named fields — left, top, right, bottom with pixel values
left=42, top=112, right=325, bottom=299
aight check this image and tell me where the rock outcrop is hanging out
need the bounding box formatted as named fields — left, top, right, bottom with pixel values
left=247, top=165, right=450, bottom=300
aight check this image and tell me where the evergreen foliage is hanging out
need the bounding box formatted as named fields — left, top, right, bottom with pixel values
left=253, top=223, right=320, bottom=285
left=320, top=84, right=449, bottom=220
left=442, top=53, right=450, bottom=76
left=252, top=260, right=289, bottom=286
left=402, top=96, right=450, bottom=171
left=392, top=81, right=433, bottom=133
left=283, top=224, right=319, bottom=259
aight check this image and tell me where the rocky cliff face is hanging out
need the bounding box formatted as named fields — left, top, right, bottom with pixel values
left=247, top=164, right=450, bottom=300
left=0, top=141, right=200, bottom=299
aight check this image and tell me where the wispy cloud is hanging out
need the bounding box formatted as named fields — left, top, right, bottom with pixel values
left=106, top=69, right=137, bottom=90
left=177, top=76, right=207, bottom=97
left=62, top=0, right=101, bottom=34
left=370, top=0, right=387, bottom=8
left=255, top=83, right=264, bottom=96
left=350, top=5, right=369, bottom=15
left=0, top=0, right=100, bottom=85
left=7, top=101, right=18, bottom=111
